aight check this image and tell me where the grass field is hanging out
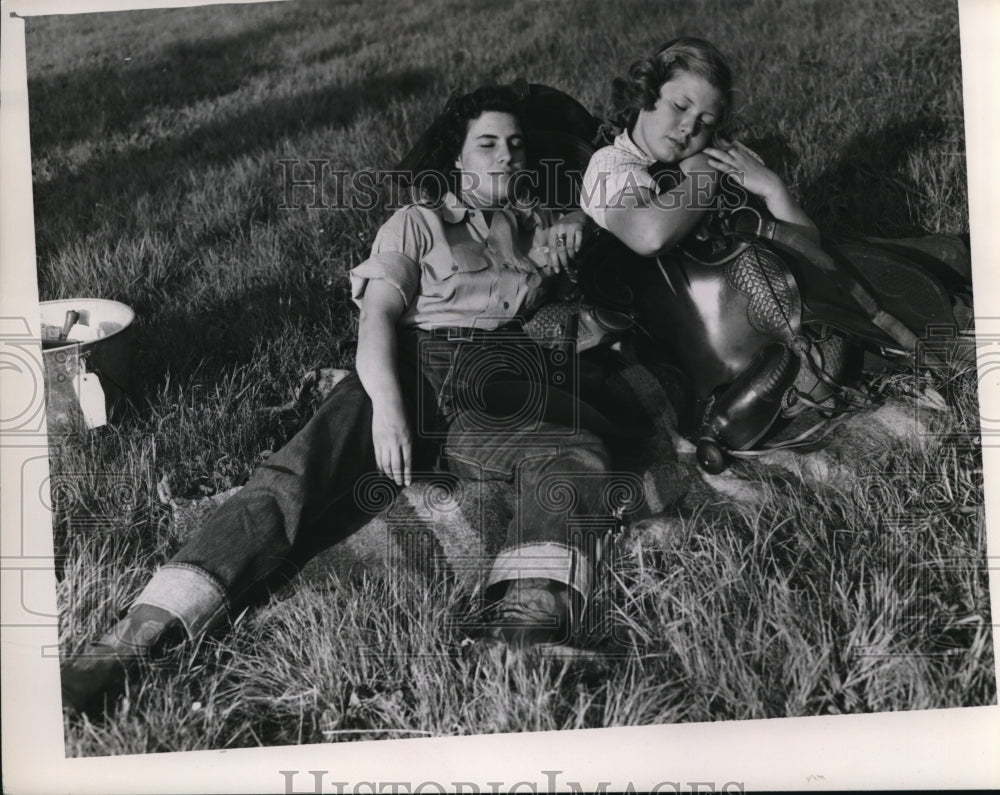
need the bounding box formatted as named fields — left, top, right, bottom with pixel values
left=24, top=0, right=994, bottom=755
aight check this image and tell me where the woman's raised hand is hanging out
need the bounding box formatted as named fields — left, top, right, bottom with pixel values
left=703, top=142, right=820, bottom=241
left=542, top=211, right=588, bottom=272
left=371, top=403, right=412, bottom=487
left=703, top=143, right=783, bottom=201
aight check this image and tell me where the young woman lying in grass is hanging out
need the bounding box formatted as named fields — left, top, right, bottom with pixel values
left=61, top=84, right=660, bottom=719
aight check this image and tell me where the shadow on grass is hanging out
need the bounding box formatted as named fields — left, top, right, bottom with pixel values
left=33, top=65, right=436, bottom=390
left=26, top=19, right=302, bottom=152
left=801, top=117, right=952, bottom=238
left=32, top=66, right=438, bottom=249
left=128, top=275, right=356, bottom=399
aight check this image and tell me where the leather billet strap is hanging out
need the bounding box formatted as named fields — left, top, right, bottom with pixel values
left=728, top=210, right=944, bottom=368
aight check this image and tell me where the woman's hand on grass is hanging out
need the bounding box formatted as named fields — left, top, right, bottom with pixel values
left=371, top=403, right=412, bottom=487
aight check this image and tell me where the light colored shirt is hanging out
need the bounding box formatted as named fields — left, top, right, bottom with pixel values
left=350, top=193, right=555, bottom=330
left=580, top=131, right=657, bottom=231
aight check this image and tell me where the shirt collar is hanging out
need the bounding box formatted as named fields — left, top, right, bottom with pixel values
left=616, top=130, right=655, bottom=166
left=439, top=191, right=470, bottom=224
left=437, top=191, right=540, bottom=231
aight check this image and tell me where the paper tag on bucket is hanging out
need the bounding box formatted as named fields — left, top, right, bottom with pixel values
left=67, top=322, right=100, bottom=343
left=72, top=371, right=107, bottom=429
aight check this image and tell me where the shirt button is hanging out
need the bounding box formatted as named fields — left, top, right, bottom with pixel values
left=451, top=265, right=458, bottom=272
left=503, top=301, right=510, bottom=310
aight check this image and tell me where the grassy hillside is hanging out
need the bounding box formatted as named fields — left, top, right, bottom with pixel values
left=24, top=0, right=992, bottom=755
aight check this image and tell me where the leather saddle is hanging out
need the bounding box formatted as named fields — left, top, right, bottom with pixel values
left=575, top=206, right=969, bottom=471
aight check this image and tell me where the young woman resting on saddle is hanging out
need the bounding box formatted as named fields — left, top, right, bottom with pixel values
left=582, top=37, right=817, bottom=256
left=580, top=37, right=971, bottom=469
left=61, top=85, right=655, bottom=719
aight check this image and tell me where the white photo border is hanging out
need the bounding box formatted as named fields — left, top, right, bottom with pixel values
left=1, top=0, right=997, bottom=791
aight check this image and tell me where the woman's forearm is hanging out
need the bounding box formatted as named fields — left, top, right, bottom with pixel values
left=606, top=159, right=720, bottom=257
left=704, top=145, right=820, bottom=244
left=356, top=317, right=405, bottom=412
left=762, top=184, right=820, bottom=243
left=355, top=283, right=407, bottom=414
left=355, top=279, right=413, bottom=486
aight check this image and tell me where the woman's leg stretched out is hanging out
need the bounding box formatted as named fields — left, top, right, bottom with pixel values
left=61, top=373, right=400, bottom=716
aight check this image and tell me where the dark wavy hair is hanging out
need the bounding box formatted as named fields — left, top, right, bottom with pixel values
left=608, top=37, right=735, bottom=146
left=395, top=84, right=527, bottom=203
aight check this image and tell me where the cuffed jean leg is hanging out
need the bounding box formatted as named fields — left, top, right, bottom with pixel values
left=141, top=372, right=384, bottom=634
left=444, top=417, right=612, bottom=606
left=133, top=563, right=229, bottom=639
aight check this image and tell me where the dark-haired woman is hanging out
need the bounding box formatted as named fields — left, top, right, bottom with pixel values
left=62, top=85, right=639, bottom=717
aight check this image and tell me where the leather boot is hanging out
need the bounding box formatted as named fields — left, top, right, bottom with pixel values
left=61, top=603, right=185, bottom=719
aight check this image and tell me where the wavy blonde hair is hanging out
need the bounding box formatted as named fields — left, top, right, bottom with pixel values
left=609, top=37, right=735, bottom=148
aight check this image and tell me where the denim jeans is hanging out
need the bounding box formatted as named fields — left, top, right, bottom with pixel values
left=135, top=325, right=650, bottom=639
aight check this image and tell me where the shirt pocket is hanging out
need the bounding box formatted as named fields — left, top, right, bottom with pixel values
left=421, top=241, right=491, bottom=298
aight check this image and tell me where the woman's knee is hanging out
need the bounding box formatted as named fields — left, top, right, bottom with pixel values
left=444, top=421, right=611, bottom=482
left=552, top=428, right=612, bottom=472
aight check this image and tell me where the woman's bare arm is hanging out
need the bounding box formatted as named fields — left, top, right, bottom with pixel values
left=604, top=152, right=721, bottom=257
left=355, top=278, right=412, bottom=487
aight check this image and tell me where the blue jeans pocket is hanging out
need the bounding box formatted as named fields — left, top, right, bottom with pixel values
left=443, top=445, right=516, bottom=481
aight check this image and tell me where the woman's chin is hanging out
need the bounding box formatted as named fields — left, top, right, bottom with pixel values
left=660, top=144, right=688, bottom=164
left=471, top=190, right=512, bottom=207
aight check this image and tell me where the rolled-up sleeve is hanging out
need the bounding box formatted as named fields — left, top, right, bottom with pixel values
left=349, top=206, right=427, bottom=309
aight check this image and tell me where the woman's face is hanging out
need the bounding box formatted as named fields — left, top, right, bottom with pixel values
left=454, top=111, right=526, bottom=206
left=632, top=71, right=726, bottom=164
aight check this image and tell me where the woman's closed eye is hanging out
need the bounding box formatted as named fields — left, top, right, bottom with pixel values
left=478, top=136, right=523, bottom=147
left=672, top=100, right=718, bottom=126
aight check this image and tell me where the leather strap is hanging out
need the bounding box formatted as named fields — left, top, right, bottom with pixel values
left=732, top=212, right=944, bottom=367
